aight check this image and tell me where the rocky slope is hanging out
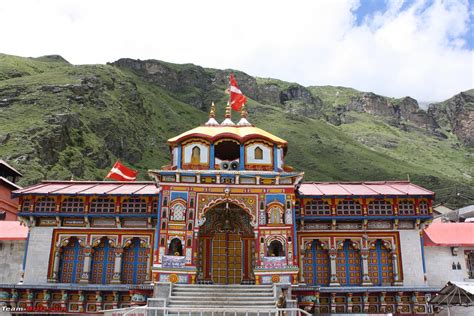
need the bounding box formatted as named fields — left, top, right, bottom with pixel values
left=0, top=54, right=472, bottom=207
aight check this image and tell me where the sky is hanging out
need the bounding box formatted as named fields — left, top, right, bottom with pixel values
left=0, top=0, right=472, bottom=102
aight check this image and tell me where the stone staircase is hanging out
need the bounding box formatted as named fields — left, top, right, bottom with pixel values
left=167, top=284, right=277, bottom=309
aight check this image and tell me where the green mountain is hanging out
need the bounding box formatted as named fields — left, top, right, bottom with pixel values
left=0, top=54, right=472, bottom=207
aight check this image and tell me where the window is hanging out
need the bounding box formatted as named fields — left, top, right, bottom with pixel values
left=268, top=240, right=284, bottom=256
left=90, top=198, right=115, bottom=213
left=0, top=211, right=5, bottom=220
left=305, top=200, right=331, bottom=216
left=336, top=240, right=362, bottom=286
left=21, top=199, right=31, bottom=213
left=368, top=200, right=393, bottom=215
left=303, top=240, right=330, bottom=286
left=467, top=252, right=474, bottom=279
left=61, top=197, right=84, bottom=213
left=268, top=206, right=282, bottom=224
left=122, top=197, right=147, bottom=213
left=90, top=237, right=115, bottom=284
left=168, top=238, right=183, bottom=256
left=419, top=201, right=429, bottom=215
left=368, top=240, right=393, bottom=285
left=170, top=203, right=186, bottom=221
left=191, top=146, right=201, bottom=164
left=398, top=200, right=415, bottom=215
left=59, top=237, right=84, bottom=283
left=34, top=197, right=56, bottom=212
left=336, top=200, right=362, bottom=216
left=254, top=146, right=263, bottom=160
left=122, top=238, right=148, bottom=284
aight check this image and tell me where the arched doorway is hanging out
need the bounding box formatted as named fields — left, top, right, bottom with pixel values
left=198, top=202, right=254, bottom=284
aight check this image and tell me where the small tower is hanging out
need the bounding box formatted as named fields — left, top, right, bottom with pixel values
left=205, top=102, right=219, bottom=126
left=221, top=104, right=235, bottom=126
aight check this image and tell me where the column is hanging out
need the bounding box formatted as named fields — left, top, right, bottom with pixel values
left=361, top=248, right=372, bottom=286
left=145, top=250, right=152, bottom=283
left=210, top=144, right=215, bottom=170
left=51, top=249, right=61, bottom=282
left=111, top=248, right=123, bottom=284
left=329, top=248, right=339, bottom=286
left=299, top=244, right=305, bottom=283
left=79, top=246, right=92, bottom=284
left=392, top=252, right=402, bottom=285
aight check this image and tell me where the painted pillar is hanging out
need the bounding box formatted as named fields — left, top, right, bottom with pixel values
left=299, top=243, right=305, bottom=283
left=361, top=248, right=372, bottom=286
left=210, top=144, right=215, bottom=170
left=273, top=145, right=278, bottom=172
left=79, top=246, right=92, bottom=284
left=329, top=247, right=339, bottom=286
left=111, top=248, right=123, bottom=284
left=392, top=251, right=402, bottom=285
left=239, top=144, right=245, bottom=170
left=145, top=250, right=152, bottom=283
left=177, top=144, right=182, bottom=169
left=52, top=249, right=61, bottom=282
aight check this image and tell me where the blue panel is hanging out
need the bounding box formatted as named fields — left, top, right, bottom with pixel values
left=171, top=191, right=188, bottom=201
left=22, top=230, right=30, bottom=270
left=420, top=235, right=426, bottom=275
left=177, top=145, right=182, bottom=169
left=133, top=240, right=140, bottom=284
left=266, top=194, right=285, bottom=205
left=71, top=242, right=80, bottom=283
left=102, top=241, right=111, bottom=284
left=240, top=144, right=245, bottom=170
left=155, top=192, right=162, bottom=250
left=210, top=144, right=215, bottom=170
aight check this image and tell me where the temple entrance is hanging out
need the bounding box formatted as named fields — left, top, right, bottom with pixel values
left=198, top=202, right=254, bottom=284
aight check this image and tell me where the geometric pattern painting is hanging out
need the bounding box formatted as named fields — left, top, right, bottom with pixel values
left=122, top=238, right=148, bottom=284
left=336, top=240, right=362, bottom=286
left=90, top=237, right=115, bottom=284
left=368, top=239, right=393, bottom=285
left=59, top=237, right=84, bottom=283
left=303, top=240, right=330, bottom=286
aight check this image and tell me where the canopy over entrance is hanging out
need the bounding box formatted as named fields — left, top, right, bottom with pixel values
left=430, top=281, right=474, bottom=314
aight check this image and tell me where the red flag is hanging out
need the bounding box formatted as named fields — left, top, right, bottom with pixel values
left=106, top=161, right=137, bottom=181
left=229, top=74, right=247, bottom=111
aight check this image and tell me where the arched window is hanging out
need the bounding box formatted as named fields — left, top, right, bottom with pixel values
left=336, top=200, right=362, bottom=216
left=90, top=198, right=115, bottom=213
left=368, top=240, right=393, bottom=285
left=168, top=238, right=183, bottom=256
left=303, top=240, right=330, bottom=286
left=336, top=240, right=362, bottom=286
left=35, top=197, right=56, bottom=212
left=268, top=206, right=282, bottom=224
left=305, top=200, right=331, bottom=216
left=21, top=199, right=31, bottom=212
left=59, top=237, right=84, bottom=283
left=368, top=200, right=393, bottom=215
left=122, top=197, right=147, bottom=213
left=419, top=201, right=429, bottom=215
left=61, top=198, right=84, bottom=213
left=122, top=238, right=148, bottom=284
left=170, top=203, right=186, bottom=221
left=254, top=146, right=263, bottom=160
left=268, top=240, right=284, bottom=257
left=90, top=237, right=115, bottom=284
left=398, top=200, right=415, bottom=215
left=191, top=146, right=201, bottom=164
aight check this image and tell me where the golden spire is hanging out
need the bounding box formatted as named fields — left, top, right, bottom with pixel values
left=205, top=102, right=219, bottom=126
left=221, top=102, right=235, bottom=126
left=237, top=105, right=252, bottom=126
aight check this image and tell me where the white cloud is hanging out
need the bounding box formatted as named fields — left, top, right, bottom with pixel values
left=0, top=0, right=472, bottom=101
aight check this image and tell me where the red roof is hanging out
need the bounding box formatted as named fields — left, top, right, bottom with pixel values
left=13, top=181, right=160, bottom=196
left=298, top=181, right=434, bottom=197
left=0, top=221, right=28, bottom=240
left=424, top=223, right=474, bottom=247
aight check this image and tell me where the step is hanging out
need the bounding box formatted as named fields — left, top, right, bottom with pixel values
left=172, top=288, right=273, bottom=292
left=169, top=299, right=275, bottom=304
left=170, top=294, right=273, bottom=299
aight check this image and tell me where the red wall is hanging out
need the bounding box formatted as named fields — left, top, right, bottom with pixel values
left=0, top=184, right=19, bottom=220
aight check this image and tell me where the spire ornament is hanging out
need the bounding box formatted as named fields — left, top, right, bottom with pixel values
left=237, top=105, right=252, bottom=126
left=221, top=103, right=235, bottom=126
left=204, top=102, right=219, bottom=126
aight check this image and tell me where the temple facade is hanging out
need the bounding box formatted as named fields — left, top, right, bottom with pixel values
left=0, top=105, right=440, bottom=314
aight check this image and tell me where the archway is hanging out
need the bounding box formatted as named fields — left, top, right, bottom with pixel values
left=198, top=202, right=254, bottom=284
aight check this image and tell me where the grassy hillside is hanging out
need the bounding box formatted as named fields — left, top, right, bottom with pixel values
left=0, top=54, right=472, bottom=207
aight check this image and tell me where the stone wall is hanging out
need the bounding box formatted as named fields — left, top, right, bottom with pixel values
left=0, top=240, right=25, bottom=283
left=23, top=226, right=54, bottom=284
left=425, top=246, right=473, bottom=288
left=399, top=230, right=425, bottom=286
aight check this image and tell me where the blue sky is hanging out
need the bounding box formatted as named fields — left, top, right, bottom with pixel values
left=0, top=0, right=472, bottom=101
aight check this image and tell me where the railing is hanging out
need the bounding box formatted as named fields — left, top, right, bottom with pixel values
left=104, top=306, right=311, bottom=316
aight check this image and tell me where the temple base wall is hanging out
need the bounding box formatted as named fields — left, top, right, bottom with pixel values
left=399, top=230, right=425, bottom=286
left=0, top=240, right=25, bottom=284
left=424, top=246, right=472, bottom=288
left=23, top=226, right=54, bottom=284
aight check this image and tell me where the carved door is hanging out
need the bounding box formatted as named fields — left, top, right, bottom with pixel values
left=211, top=232, right=243, bottom=284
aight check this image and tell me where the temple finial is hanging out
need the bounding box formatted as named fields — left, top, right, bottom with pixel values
left=221, top=103, right=235, bottom=126
left=205, top=102, right=219, bottom=126
left=237, top=105, right=252, bottom=126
